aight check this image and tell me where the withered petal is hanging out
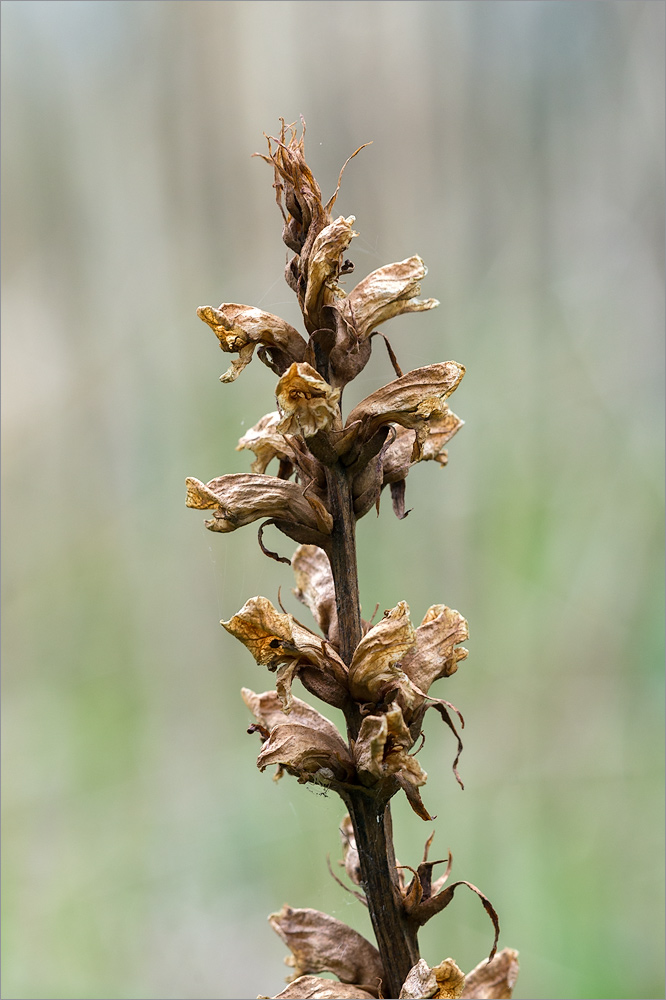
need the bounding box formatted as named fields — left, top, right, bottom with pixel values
left=268, top=976, right=378, bottom=1000
left=241, top=688, right=343, bottom=744
left=305, top=215, right=358, bottom=325
left=291, top=545, right=339, bottom=648
left=399, top=959, right=438, bottom=999
left=348, top=602, right=416, bottom=706
left=256, top=722, right=354, bottom=784
left=185, top=474, right=332, bottom=537
left=461, top=949, right=519, bottom=1000
left=337, top=256, right=439, bottom=341
left=401, top=606, right=469, bottom=695
left=268, top=905, right=384, bottom=987
left=345, top=364, right=465, bottom=452
left=276, top=363, right=342, bottom=438
left=197, top=303, right=306, bottom=382
left=237, top=411, right=296, bottom=475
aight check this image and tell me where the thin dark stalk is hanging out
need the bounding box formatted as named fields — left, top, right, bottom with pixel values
left=326, top=458, right=420, bottom=998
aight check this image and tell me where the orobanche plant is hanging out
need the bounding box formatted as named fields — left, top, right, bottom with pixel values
left=187, top=121, right=519, bottom=1000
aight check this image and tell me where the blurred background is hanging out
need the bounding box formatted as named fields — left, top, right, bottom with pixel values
left=2, top=2, right=664, bottom=998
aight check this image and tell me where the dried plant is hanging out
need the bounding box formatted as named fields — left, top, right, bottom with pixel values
left=187, top=120, right=519, bottom=1000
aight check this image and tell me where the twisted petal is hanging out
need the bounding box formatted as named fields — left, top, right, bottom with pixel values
left=348, top=602, right=416, bottom=706
left=236, top=411, right=296, bottom=475
left=268, top=905, right=384, bottom=988
left=197, top=303, right=306, bottom=382
left=276, top=363, right=342, bottom=437
left=269, top=977, right=377, bottom=1000
left=337, top=256, right=439, bottom=341
left=185, top=474, right=332, bottom=535
left=461, top=949, right=520, bottom=1000
left=291, top=545, right=339, bottom=647
left=242, top=688, right=343, bottom=743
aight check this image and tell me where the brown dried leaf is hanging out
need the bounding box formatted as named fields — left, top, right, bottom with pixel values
left=237, top=411, right=296, bottom=475
left=336, top=256, right=439, bottom=341
left=345, top=364, right=465, bottom=459
left=185, top=474, right=332, bottom=537
left=268, top=905, right=384, bottom=987
left=291, top=545, right=339, bottom=648
left=401, top=606, right=469, bottom=695
left=276, top=363, right=342, bottom=438
left=461, top=949, right=520, bottom=1000
left=268, top=976, right=378, bottom=1000
left=256, top=722, right=354, bottom=784
left=197, top=303, right=306, bottom=382
left=348, top=602, right=416, bottom=706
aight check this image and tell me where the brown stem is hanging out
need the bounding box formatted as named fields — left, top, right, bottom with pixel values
left=325, top=459, right=419, bottom=998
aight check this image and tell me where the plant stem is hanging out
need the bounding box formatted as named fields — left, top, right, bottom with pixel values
left=325, top=460, right=419, bottom=998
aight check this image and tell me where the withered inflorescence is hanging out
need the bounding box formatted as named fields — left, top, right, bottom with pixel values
left=187, top=120, right=519, bottom=1000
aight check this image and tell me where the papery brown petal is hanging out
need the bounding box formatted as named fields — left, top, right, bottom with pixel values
left=276, top=363, right=342, bottom=438
left=399, top=959, right=438, bottom=999
left=420, top=410, right=464, bottom=464
left=432, top=959, right=466, bottom=999
left=337, top=256, right=439, bottom=341
left=348, top=602, right=416, bottom=705
left=292, top=545, right=339, bottom=648
left=305, top=215, right=358, bottom=325
left=268, top=905, right=384, bottom=987
left=340, top=814, right=362, bottom=887
left=345, top=364, right=465, bottom=450
left=197, top=303, right=306, bottom=382
left=237, top=411, right=296, bottom=475
left=401, top=606, right=469, bottom=695
left=268, top=976, right=378, bottom=1000
left=354, top=704, right=427, bottom=797
left=461, top=949, right=519, bottom=1000
left=224, top=598, right=348, bottom=711
left=185, top=474, right=331, bottom=537
left=241, top=688, right=342, bottom=743
left=256, top=722, right=354, bottom=784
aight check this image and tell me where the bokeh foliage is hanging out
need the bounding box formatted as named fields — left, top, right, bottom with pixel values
left=2, top=2, right=664, bottom=998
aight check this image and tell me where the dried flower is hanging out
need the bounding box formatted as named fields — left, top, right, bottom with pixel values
left=186, top=121, right=518, bottom=1000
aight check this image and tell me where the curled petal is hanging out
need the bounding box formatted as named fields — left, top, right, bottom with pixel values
left=354, top=704, right=428, bottom=809
left=268, top=905, right=384, bottom=988
left=197, top=303, right=306, bottom=381
left=337, top=256, right=439, bottom=341
left=236, top=411, right=296, bottom=475
left=461, top=949, right=520, bottom=1000
left=223, top=597, right=348, bottom=711
left=345, top=363, right=465, bottom=459
left=305, top=215, right=358, bottom=325
left=185, top=474, right=332, bottom=537
left=256, top=722, right=354, bottom=784
left=348, top=602, right=416, bottom=706
left=292, top=545, right=339, bottom=648
left=241, top=688, right=343, bottom=744
left=276, top=363, right=342, bottom=437
left=401, top=606, right=469, bottom=696
left=269, top=976, right=378, bottom=999
left=413, top=880, right=501, bottom=962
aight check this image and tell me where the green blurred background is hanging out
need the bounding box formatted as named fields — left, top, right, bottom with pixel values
left=2, top=2, right=664, bottom=998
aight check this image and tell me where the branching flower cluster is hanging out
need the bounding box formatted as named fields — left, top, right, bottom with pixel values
left=187, top=121, right=518, bottom=1000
